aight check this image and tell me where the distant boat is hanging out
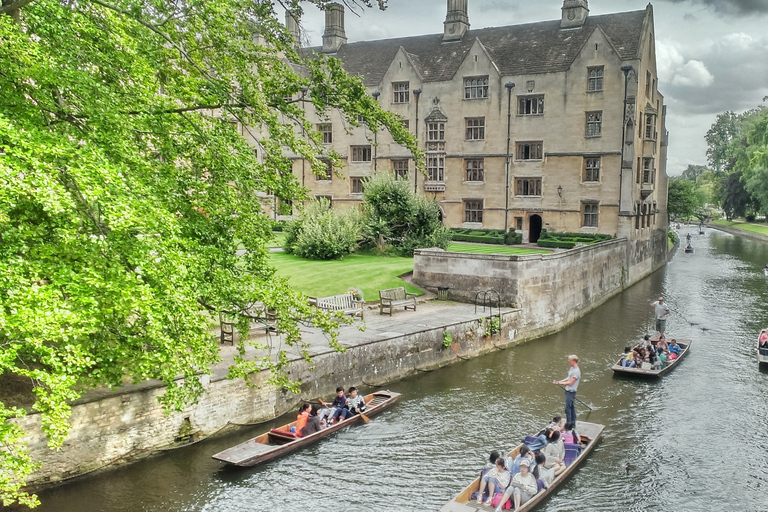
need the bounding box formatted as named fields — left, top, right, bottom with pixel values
left=612, top=339, right=692, bottom=377
left=758, top=329, right=768, bottom=366
left=684, top=245, right=694, bottom=254
left=212, top=391, right=400, bottom=467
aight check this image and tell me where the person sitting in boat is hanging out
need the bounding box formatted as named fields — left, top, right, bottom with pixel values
left=632, top=349, right=644, bottom=368
left=475, top=456, right=511, bottom=506
left=620, top=347, right=635, bottom=367
left=656, top=337, right=669, bottom=352
left=507, top=446, right=536, bottom=476
left=291, top=403, right=311, bottom=437
left=322, top=387, right=349, bottom=425
left=524, top=429, right=551, bottom=452
left=484, top=451, right=501, bottom=471
left=345, top=387, right=367, bottom=417
left=657, top=350, right=668, bottom=369
left=533, top=452, right=554, bottom=489
left=495, top=459, right=539, bottom=512
left=759, top=330, right=768, bottom=348
left=560, top=423, right=579, bottom=445
left=541, top=430, right=566, bottom=476
left=547, top=416, right=564, bottom=432
left=300, top=404, right=323, bottom=437
left=669, top=339, right=682, bottom=355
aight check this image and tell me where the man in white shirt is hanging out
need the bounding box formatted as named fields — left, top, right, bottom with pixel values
left=554, top=355, right=581, bottom=427
left=649, top=296, right=671, bottom=339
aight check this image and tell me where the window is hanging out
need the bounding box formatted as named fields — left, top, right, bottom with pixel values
left=464, top=200, right=483, bottom=223
left=583, top=203, right=599, bottom=227
left=584, top=158, right=600, bottom=182
left=646, top=71, right=652, bottom=97
left=464, top=76, right=489, bottom=99
left=393, top=81, right=409, bottom=103
left=515, top=217, right=523, bottom=231
left=277, top=198, right=293, bottom=216
left=586, top=112, right=602, bottom=137
left=518, top=95, right=545, bottom=115
left=465, top=118, right=485, bottom=140
left=588, top=67, right=604, bottom=92
left=316, top=160, right=332, bottom=181
left=515, top=178, right=542, bottom=196
left=315, top=194, right=332, bottom=203
left=351, top=145, right=372, bottom=162
left=392, top=159, right=409, bottom=179
left=318, top=123, right=332, bottom=144
left=427, top=155, right=444, bottom=182
left=350, top=177, right=365, bottom=194
left=516, top=142, right=543, bottom=160
left=427, top=122, right=445, bottom=141
left=400, top=119, right=410, bottom=130
left=465, top=159, right=484, bottom=182
left=645, top=115, right=656, bottom=140
left=643, top=158, right=653, bottom=184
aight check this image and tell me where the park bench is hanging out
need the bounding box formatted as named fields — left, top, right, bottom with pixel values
left=314, top=294, right=365, bottom=320
left=379, top=287, right=417, bottom=316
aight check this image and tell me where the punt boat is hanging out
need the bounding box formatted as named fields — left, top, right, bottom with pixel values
left=611, top=339, right=692, bottom=377
left=758, top=329, right=768, bottom=366
left=212, top=390, right=400, bottom=467
left=440, top=421, right=604, bottom=512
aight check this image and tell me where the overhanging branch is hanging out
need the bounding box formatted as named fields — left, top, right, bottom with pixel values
left=0, top=0, right=37, bottom=15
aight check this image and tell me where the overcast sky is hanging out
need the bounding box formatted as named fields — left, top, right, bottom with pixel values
left=290, top=0, right=768, bottom=175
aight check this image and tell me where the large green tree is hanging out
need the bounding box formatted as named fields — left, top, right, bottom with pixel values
left=667, top=178, right=698, bottom=222
left=0, top=0, right=414, bottom=506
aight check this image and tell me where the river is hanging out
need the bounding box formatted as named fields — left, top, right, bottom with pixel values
left=26, top=227, right=768, bottom=511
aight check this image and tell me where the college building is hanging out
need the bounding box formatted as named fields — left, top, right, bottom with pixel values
left=285, top=0, right=669, bottom=244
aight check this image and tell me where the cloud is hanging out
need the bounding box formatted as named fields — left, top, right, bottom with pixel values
left=658, top=0, right=768, bottom=16
left=671, top=60, right=714, bottom=87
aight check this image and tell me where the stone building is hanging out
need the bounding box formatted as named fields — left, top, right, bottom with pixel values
left=290, top=0, right=669, bottom=245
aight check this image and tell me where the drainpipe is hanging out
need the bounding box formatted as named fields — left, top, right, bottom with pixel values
left=619, top=65, right=634, bottom=216
left=504, top=82, right=515, bottom=233
left=413, top=88, right=421, bottom=193
left=372, top=90, right=380, bottom=172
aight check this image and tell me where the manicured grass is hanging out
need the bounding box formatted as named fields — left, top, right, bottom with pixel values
left=269, top=252, right=422, bottom=300
left=446, top=243, right=550, bottom=255
left=267, top=232, right=287, bottom=248
left=712, top=219, right=768, bottom=237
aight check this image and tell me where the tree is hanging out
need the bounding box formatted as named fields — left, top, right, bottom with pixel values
left=679, top=164, right=709, bottom=182
left=0, top=0, right=414, bottom=506
left=720, top=171, right=753, bottom=220
left=667, top=179, right=698, bottom=221
left=737, top=108, right=768, bottom=215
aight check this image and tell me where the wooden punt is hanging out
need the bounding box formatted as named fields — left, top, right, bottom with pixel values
left=611, top=339, right=692, bottom=377
left=440, top=421, right=605, bottom=512
left=212, top=390, right=400, bottom=467
left=758, top=329, right=768, bottom=366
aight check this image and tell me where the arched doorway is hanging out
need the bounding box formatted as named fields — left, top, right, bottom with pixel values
left=530, top=214, right=543, bottom=243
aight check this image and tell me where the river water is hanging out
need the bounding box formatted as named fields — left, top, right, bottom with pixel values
left=26, top=227, right=768, bottom=512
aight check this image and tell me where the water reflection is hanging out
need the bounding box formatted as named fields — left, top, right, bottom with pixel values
left=27, top=227, right=768, bottom=511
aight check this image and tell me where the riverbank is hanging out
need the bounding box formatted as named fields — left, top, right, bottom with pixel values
left=709, top=219, right=768, bottom=242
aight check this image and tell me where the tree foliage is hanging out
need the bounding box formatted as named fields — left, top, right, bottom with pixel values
left=720, top=171, right=753, bottom=220
left=283, top=198, right=362, bottom=259
left=361, top=173, right=450, bottom=256
left=667, top=179, right=699, bottom=221
left=0, top=0, right=414, bottom=506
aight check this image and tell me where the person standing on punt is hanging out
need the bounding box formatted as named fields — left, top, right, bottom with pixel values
left=649, top=296, right=671, bottom=339
left=553, top=355, right=581, bottom=428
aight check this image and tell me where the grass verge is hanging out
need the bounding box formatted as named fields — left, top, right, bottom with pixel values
left=712, top=219, right=768, bottom=237
left=446, top=243, right=550, bottom=255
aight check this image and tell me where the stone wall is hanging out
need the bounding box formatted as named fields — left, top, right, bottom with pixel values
left=413, top=235, right=667, bottom=340
left=17, top=309, right=519, bottom=487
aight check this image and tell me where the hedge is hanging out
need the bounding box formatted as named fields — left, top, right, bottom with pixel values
left=537, top=239, right=576, bottom=249
left=451, top=234, right=505, bottom=245
left=449, top=228, right=520, bottom=245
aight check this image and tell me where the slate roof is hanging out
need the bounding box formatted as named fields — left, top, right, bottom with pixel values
left=302, top=9, right=649, bottom=86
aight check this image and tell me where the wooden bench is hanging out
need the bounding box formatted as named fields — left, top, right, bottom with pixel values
left=314, top=294, right=365, bottom=320
left=379, top=287, right=417, bottom=316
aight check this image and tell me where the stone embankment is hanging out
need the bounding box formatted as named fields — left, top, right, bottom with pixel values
left=708, top=222, right=768, bottom=243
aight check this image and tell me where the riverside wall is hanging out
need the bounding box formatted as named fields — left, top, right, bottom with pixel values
left=708, top=223, right=768, bottom=243
left=413, top=232, right=668, bottom=340
left=16, top=309, right=520, bottom=487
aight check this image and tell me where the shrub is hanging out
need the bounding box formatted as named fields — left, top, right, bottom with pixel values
left=668, top=229, right=679, bottom=245
left=283, top=198, right=362, bottom=260
left=505, top=230, right=522, bottom=245
left=537, top=239, right=576, bottom=249
left=362, top=173, right=450, bottom=256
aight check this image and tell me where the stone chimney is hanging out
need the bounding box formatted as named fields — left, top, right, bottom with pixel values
left=322, top=2, right=347, bottom=53
left=561, top=0, right=589, bottom=29
left=443, top=0, right=469, bottom=42
left=285, top=9, right=300, bottom=48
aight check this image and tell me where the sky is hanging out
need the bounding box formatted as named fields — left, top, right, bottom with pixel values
left=287, top=0, right=768, bottom=176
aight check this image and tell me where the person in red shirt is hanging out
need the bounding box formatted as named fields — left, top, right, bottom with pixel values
left=293, top=403, right=311, bottom=437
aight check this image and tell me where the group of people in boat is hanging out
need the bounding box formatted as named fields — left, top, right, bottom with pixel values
left=473, top=417, right=581, bottom=511
left=290, top=386, right=367, bottom=437
left=618, top=334, right=682, bottom=370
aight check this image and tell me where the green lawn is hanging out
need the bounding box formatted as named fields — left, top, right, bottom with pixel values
left=269, top=252, right=421, bottom=300
left=267, top=232, right=287, bottom=248
left=712, top=219, right=768, bottom=237
left=446, top=243, right=550, bottom=255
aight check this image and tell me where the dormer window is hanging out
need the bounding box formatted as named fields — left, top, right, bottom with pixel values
left=464, top=76, right=489, bottom=100
left=393, top=82, right=409, bottom=103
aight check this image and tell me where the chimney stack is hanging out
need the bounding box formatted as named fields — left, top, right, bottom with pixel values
left=285, top=10, right=300, bottom=47
left=322, top=2, right=347, bottom=53
left=443, top=0, right=469, bottom=42
left=561, top=0, right=589, bottom=29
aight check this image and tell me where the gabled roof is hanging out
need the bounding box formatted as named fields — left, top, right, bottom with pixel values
left=301, top=9, right=648, bottom=86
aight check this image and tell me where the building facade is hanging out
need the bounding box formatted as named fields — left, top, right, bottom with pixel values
left=290, top=0, right=669, bottom=244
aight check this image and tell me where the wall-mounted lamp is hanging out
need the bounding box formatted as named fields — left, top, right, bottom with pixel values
left=557, top=185, right=563, bottom=198
left=413, top=88, right=422, bottom=97
left=372, top=91, right=380, bottom=100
